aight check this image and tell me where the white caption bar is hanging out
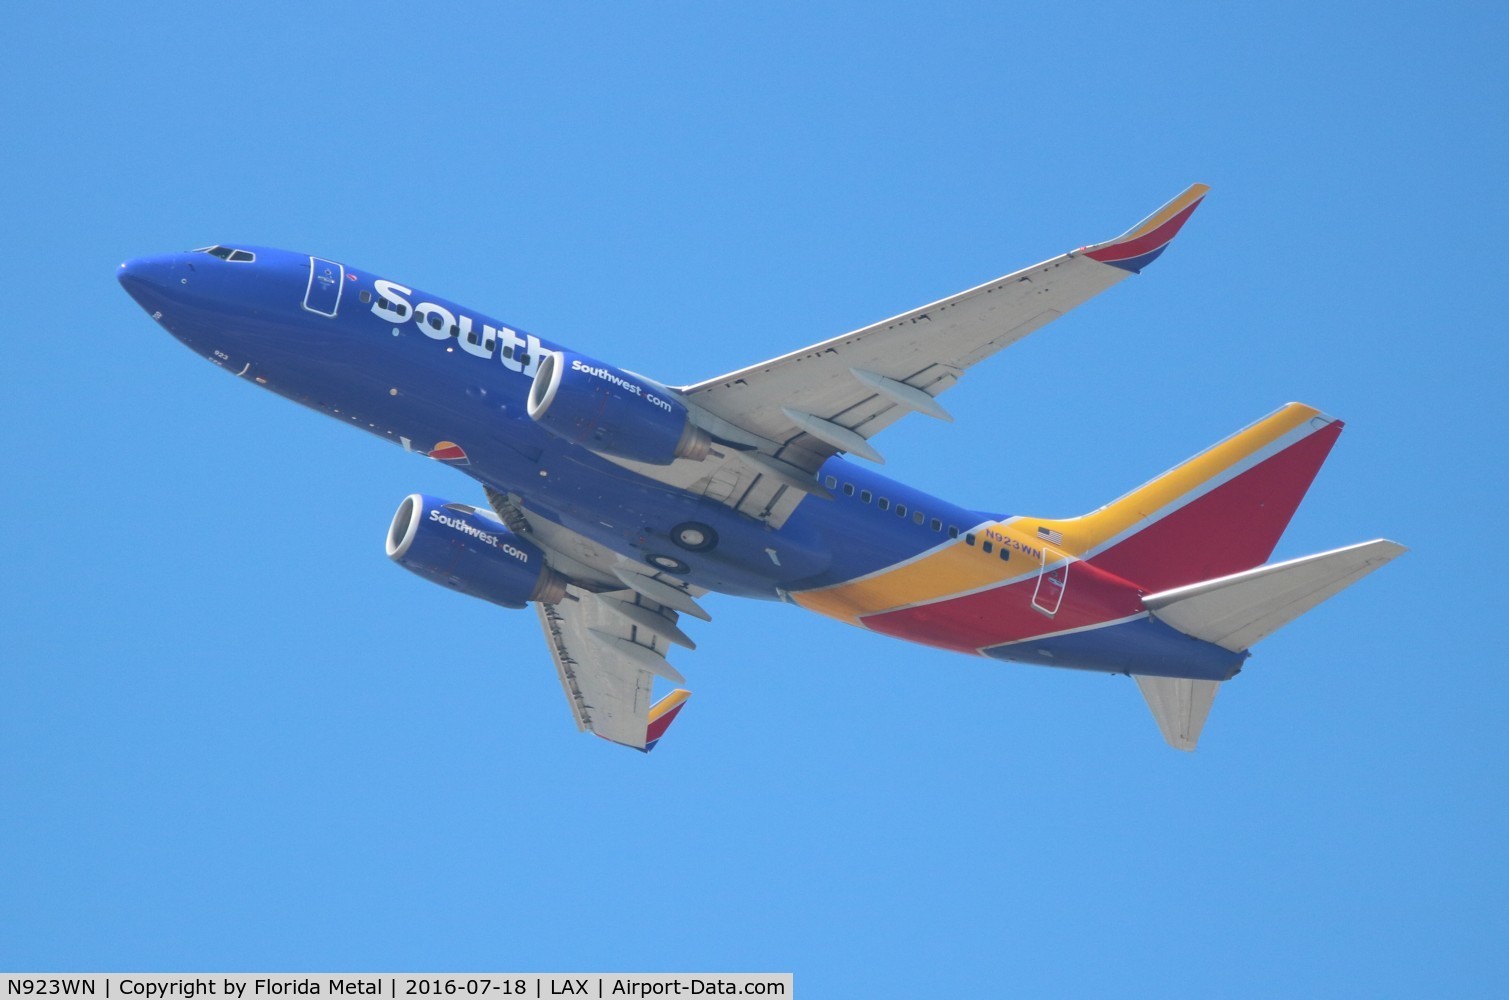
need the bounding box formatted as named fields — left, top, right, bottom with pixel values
left=3, top=976, right=791, bottom=1000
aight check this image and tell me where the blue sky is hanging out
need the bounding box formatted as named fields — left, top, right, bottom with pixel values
left=3, top=2, right=1506, bottom=994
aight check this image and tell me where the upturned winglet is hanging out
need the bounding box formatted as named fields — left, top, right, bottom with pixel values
left=1080, top=183, right=1210, bottom=273
left=641, top=688, right=691, bottom=752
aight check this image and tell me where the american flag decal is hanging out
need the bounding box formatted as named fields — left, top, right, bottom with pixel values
left=1037, top=526, right=1064, bottom=544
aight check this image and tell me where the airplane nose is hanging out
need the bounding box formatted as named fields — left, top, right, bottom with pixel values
left=117, top=254, right=181, bottom=312
left=117, top=254, right=175, bottom=292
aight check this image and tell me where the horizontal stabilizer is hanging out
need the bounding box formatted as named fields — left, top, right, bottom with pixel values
left=1134, top=676, right=1220, bottom=751
left=1143, top=539, right=1406, bottom=651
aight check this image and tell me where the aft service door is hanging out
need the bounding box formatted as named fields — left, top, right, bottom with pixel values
left=1031, top=546, right=1071, bottom=617
left=303, top=256, right=345, bottom=317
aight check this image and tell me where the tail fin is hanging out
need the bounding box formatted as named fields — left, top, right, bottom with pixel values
left=1038, top=403, right=1344, bottom=592
left=1135, top=539, right=1406, bottom=750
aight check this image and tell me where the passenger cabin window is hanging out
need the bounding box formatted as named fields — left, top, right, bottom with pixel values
left=824, top=475, right=838, bottom=489
left=878, top=498, right=890, bottom=511
left=982, top=540, right=994, bottom=554
left=895, top=504, right=907, bottom=517
left=931, top=518, right=942, bottom=531
left=965, top=533, right=976, bottom=546
left=999, top=548, right=1011, bottom=561
left=843, top=483, right=855, bottom=497
left=914, top=512, right=925, bottom=525
left=860, top=490, right=872, bottom=503
left=948, top=526, right=959, bottom=538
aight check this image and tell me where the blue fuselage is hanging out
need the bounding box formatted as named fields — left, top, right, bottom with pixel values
left=118, top=246, right=993, bottom=601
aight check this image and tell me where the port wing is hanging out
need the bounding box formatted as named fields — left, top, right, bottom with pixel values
left=535, top=588, right=692, bottom=752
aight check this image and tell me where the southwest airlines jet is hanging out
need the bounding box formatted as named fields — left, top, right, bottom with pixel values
left=117, top=185, right=1402, bottom=752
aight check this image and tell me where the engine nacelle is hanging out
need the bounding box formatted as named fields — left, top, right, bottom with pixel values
left=386, top=494, right=568, bottom=608
left=527, top=350, right=711, bottom=465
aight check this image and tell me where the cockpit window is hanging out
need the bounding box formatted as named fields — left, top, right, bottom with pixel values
left=191, top=246, right=256, bottom=262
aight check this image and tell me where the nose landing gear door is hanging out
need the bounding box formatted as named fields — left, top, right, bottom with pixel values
left=303, top=257, right=345, bottom=317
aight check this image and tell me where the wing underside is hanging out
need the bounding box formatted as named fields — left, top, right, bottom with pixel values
left=585, top=186, right=1210, bottom=528
left=536, top=586, right=692, bottom=751
left=679, top=184, right=1211, bottom=474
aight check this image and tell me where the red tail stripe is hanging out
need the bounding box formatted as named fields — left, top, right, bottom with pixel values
left=1086, top=421, right=1342, bottom=592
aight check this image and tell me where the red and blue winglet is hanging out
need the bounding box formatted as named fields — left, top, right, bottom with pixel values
left=642, top=688, right=691, bottom=752
left=1080, top=183, right=1210, bottom=273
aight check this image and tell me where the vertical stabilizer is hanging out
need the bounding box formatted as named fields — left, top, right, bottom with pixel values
left=1038, top=403, right=1344, bottom=593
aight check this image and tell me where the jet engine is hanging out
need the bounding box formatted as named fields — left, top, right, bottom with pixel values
left=386, top=494, right=568, bottom=608
left=527, top=350, right=711, bottom=464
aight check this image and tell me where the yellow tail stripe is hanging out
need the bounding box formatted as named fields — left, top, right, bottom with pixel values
left=1121, top=183, right=1212, bottom=241
left=1040, top=403, right=1322, bottom=553
left=792, top=403, right=1323, bottom=624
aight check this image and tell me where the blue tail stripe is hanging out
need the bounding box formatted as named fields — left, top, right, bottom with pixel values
left=984, top=616, right=1246, bottom=681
